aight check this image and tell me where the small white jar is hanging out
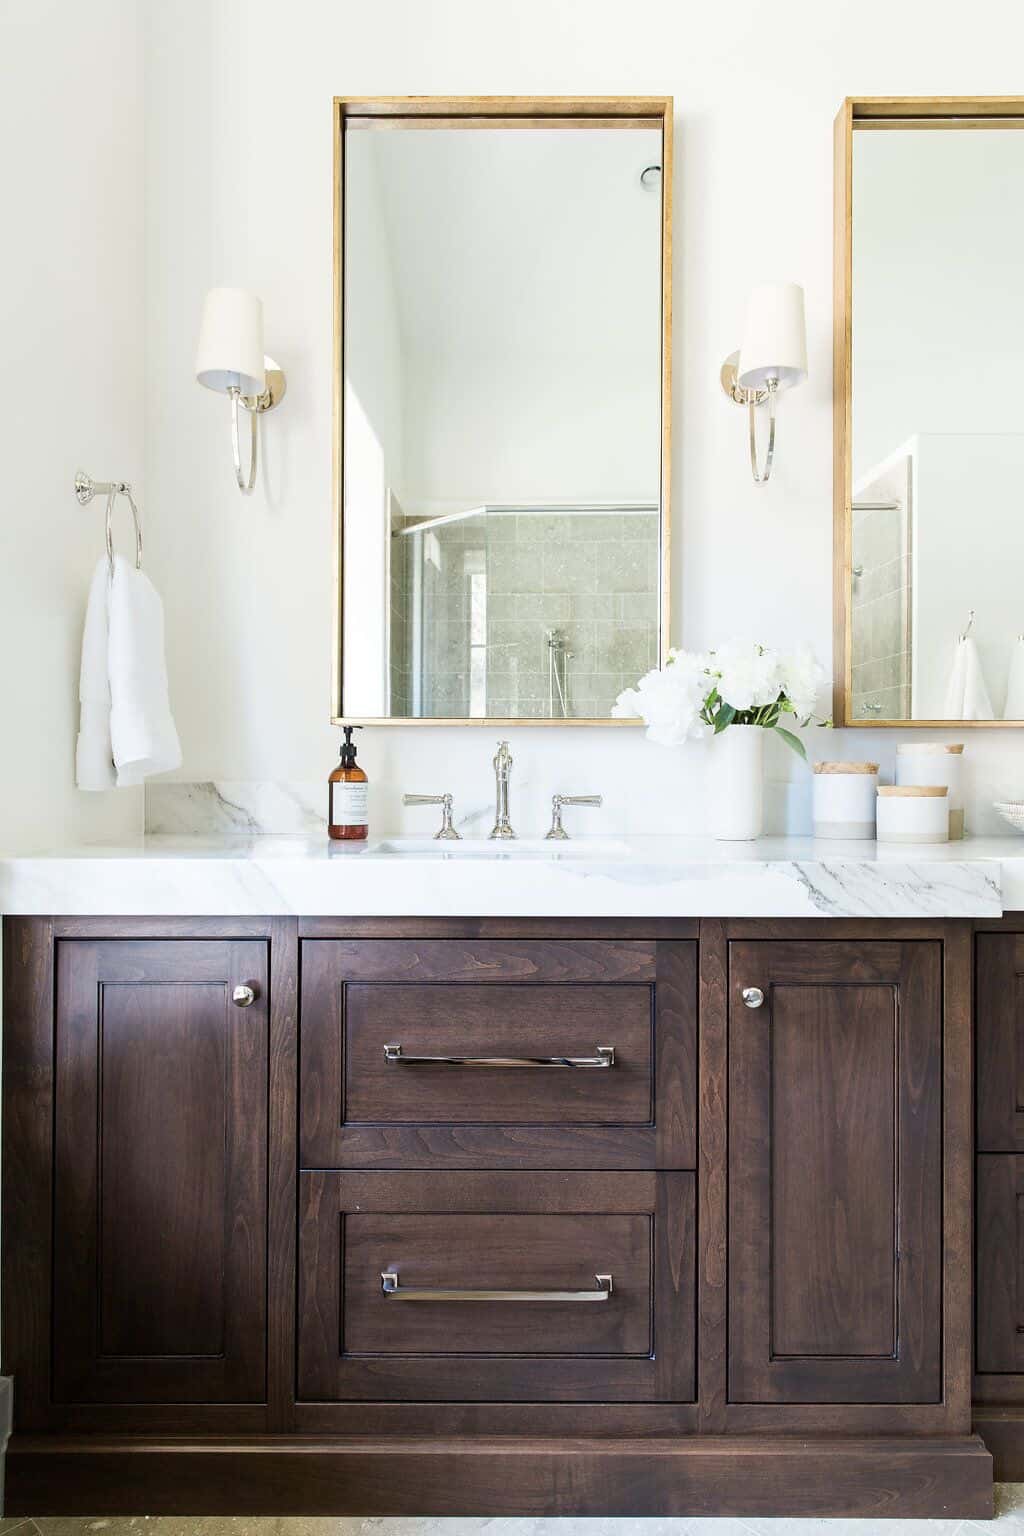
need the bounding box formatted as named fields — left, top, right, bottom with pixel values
left=896, top=743, right=965, bottom=839
left=812, top=761, right=879, bottom=839
left=876, top=785, right=949, bottom=844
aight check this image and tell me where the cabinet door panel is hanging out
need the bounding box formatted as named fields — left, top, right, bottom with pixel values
left=977, top=1154, right=1024, bottom=1375
left=53, top=939, right=268, bottom=1403
left=977, top=933, right=1024, bottom=1152
left=300, top=939, right=696, bottom=1169
left=728, top=940, right=942, bottom=1404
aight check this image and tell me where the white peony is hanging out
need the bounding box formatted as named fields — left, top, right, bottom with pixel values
left=779, top=645, right=827, bottom=721
left=615, top=639, right=827, bottom=756
left=708, top=640, right=781, bottom=712
left=612, top=649, right=709, bottom=746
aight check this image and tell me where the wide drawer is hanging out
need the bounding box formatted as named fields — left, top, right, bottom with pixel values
left=297, top=1170, right=695, bottom=1402
left=299, top=939, right=696, bottom=1168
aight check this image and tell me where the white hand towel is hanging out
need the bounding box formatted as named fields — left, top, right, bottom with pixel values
left=107, top=555, right=182, bottom=785
left=75, top=558, right=117, bottom=790
left=1005, top=638, right=1024, bottom=719
left=943, top=636, right=995, bottom=720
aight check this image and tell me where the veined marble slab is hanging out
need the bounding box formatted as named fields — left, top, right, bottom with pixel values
left=0, top=834, right=1011, bottom=918
left=146, top=781, right=327, bottom=835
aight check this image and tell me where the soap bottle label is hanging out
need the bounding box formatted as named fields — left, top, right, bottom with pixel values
left=331, top=781, right=368, bottom=826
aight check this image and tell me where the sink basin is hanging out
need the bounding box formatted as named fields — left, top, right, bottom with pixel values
left=370, top=837, right=631, bottom=860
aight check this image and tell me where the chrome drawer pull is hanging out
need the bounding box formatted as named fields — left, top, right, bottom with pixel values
left=380, top=1270, right=613, bottom=1302
left=383, top=1043, right=614, bottom=1068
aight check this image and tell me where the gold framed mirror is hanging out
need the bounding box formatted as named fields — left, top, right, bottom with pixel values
left=833, top=95, right=1024, bottom=728
left=332, top=96, right=673, bottom=725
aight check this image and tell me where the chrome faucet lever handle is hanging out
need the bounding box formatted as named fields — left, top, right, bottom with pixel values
left=545, top=793, right=603, bottom=841
left=402, top=792, right=461, bottom=840
left=489, top=740, right=516, bottom=840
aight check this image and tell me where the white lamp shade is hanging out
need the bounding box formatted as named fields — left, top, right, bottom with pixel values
left=737, top=282, right=807, bottom=393
left=195, top=287, right=265, bottom=395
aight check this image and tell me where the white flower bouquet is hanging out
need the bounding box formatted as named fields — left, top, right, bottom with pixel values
left=613, top=640, right=829, bottom=756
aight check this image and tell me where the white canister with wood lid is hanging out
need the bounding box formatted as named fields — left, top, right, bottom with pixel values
left=895, top=743, right=965, bottom=838
left=812, top=761, right=879, bottom=839
left=876, top=785, right=949, bottom=844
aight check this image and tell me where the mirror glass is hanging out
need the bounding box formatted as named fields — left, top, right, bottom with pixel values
left=850, top=124, right=1024, bottom=721
left=339, top=114, right=666, bottom=721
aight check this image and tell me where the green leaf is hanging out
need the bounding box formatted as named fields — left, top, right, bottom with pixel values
left=714, top=703, right=737, bottom=734
left=774, top=725, right=807, bottom=760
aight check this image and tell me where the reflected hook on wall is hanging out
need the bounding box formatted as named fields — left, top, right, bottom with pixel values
left=639, top=164, right=662, bottom=188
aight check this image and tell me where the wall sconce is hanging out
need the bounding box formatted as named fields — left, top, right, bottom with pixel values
left=720, top=282, right=807, bottom=484
left=195, top=288, right=286, bottom=494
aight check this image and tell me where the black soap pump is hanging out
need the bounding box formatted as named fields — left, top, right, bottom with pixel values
left=328, top=726, right=368, bottom=841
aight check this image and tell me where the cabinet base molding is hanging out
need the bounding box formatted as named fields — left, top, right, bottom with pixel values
left=4, top=1433, right=993, bottom=1519
left=975, top=1411, right=1024, bottom=1480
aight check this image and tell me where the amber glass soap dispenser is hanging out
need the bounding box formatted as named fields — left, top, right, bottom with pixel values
left=328, top=726, right=368, bottom=841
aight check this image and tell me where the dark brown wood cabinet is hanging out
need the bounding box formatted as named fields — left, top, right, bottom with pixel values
left=0, top=914, right=992, bottom=1519
left=51, top=938, right=269, bottom=1404
left=977, top=1154, right=1024, bottom=1375
left=728, top=939, right=942, bottom=1404
left=975, top=929, right=1024, bottom=1458
left=978, top=933, right=1024, bottom=1153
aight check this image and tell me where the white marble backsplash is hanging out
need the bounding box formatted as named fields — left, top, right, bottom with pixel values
left=145, top=777, right=811, bottom=839
left=146, top=781, right=328, bottom=835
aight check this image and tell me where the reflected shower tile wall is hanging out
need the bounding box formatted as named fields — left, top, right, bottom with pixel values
left=388, top=517, right=411, bottom=716
left=850, top=503, right=912, bottom=720
left=403, top=510, right=659, bottom=718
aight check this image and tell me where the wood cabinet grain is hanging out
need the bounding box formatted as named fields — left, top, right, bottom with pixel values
left=297, top=1170, right=695, bottom=1402
left=300, top=938, right=696, bottom=1169
left=52, top=939, right=269, bottom=1403
left=978, top=933, right=1024, bottom=1152
left=728, top=938, right=942, bottom=1404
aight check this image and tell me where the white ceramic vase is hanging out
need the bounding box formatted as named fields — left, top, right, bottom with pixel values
left=709, top=724, right=764, bottom=840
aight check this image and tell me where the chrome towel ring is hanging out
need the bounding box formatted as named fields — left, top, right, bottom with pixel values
left=74, top=471, right=143, bottom=574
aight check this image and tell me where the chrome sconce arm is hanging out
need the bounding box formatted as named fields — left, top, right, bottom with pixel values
left=720, top=282, right=807, bottom=487
left=225, top=361, right=286, bottom=496
left=195, top=287, right=287, bottom=496
left=720, top=363, right=779, bottom=484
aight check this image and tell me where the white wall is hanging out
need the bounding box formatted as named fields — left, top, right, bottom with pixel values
left=140, top=0, right=1024, bottom=836
left=0, top=0, right=145, bottom=853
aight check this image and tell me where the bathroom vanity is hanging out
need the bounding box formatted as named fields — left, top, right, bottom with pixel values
left=3, top=835, right=1023, bottom=1518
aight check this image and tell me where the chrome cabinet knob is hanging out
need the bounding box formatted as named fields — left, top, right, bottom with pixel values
left=232, top=984, right=257, bottom=1008
left=741, top=986, right=765, bottom=1009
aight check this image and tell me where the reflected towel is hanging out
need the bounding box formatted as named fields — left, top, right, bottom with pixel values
left=1006, top=639, right=1024, bottom=719
left=943, top=636, right=994, bottom=720
left=76, top=555, right=181, bottom=789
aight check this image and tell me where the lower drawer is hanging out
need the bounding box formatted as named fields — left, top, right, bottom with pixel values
left=297, top=1171, right=694, bottom=1402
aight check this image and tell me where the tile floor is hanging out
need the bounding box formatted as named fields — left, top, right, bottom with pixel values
left=0, top=1488, right=1019, bottom=1536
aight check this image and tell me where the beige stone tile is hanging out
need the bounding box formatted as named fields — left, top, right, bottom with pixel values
left=542, top=543, right=597, bottom=596
left=594, top=542, right=649, bottom=596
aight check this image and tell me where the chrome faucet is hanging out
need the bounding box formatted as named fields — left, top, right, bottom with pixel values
left=489, top=740, right=516, bottom=840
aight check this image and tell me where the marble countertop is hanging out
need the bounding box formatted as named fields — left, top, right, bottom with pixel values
left=0, top=832, right=1018, bottom=918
